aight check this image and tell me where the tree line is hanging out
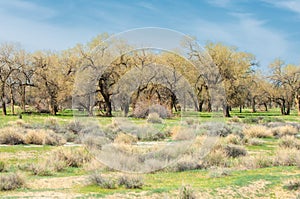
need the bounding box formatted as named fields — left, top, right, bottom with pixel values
left=0, top=33, right=299, bottom=117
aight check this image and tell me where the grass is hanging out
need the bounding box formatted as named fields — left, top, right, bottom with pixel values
left=0, top=108, right=299, bottom=198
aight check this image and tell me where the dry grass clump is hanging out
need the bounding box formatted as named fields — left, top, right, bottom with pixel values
left=7, top=119, right=28, bottom=128
left=147, top=112, right=163, bottom=123
left=203, top=149, right=227, bottom=168
left=275, top=147, right=299, bottom=166
left=50, top=147, right=91, bottom=168
left=114, top=133, right=138, bottom=145
left=283, top=178, right=300, bottom=190
left=174, top=156, right=200, bottom=172
left=271, top=125, right=298, bottom=137
left=44, top=117, right=59, bottom=127
left=179, top=184, right=196, bottom=199
left=89, top=172, right=117, bottom=189
left=0, top=127, right=25, bottom=145
left=245, top=138, right=264, bottom=146
left=241, top=155, right=274, bottom=169
left=25, top=129, right=66, bottom=146
left=278, top=136, right=300, bottom=149
left=209, top=167, right=232, bottom=178
left=118, top=175, right=144, bottom=189
left=171, top=126, right=195, bottom=141
left=243, top=125, right=272, bottom=138
left=224, top=144, right=247, bottom=158
left=224, top=134, right=241, bottom=145
left=0, top=173, right=25, bottom=191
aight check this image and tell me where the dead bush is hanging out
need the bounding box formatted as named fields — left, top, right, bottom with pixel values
left=114, top=133, right=138, bottom=145
left=0, top=173, right=25, bottom=191
left=243, top=125, right=272, bottom=138
left=0, top=127, right=25, bottom=145
left=179, top=184, right=196, bottom=199
left=224, top=144, right=247, bottom=158
left=25, top=129, right=66, bottom=146
left=209, top=167, right=232, bottom=178
left=271, top=125, right=298, bottom=137
left=118, top=175, right=144, bottom=189
left=283, top=179, right=300, bottom=191
left=171, top=126, right=195, bottom=141
left=50, top=147, right=91, bottom=167
left=225, top=134, right=241, bottom=145
left=89, top=172, right=116, bottom=189
left=278, top=136, right=300, bottom=149
left=147, top=112, right=163, bottom=123
left=275, top=147, right=299, bottom=166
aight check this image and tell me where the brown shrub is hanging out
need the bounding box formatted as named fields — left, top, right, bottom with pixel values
left=171, top=126, right=195, bottom=141
left=25, top=129, right=66, bottom=146
left=270, top=125, right=298, bottom=137
left=0, top=173, right=25, bottom=191
left=278, top=136, right=300, bottom=149
left=224, top=144, right=247, bottom=158
left=275, top=147, right=299, bottom=166
left=0, top=127, right=25, bottom=145
left=114, top=133, right=138, bottom=145
left=243, top=125, right=272, bottom=138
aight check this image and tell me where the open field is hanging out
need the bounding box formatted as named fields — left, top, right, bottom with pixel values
left=0, top=109, right=299, bottom=198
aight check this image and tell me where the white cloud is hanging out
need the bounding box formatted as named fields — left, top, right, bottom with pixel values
left=262, top=0, right=300, bottom=15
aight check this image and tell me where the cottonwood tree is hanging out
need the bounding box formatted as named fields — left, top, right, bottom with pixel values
left=269, top=59, right=300, bottom=115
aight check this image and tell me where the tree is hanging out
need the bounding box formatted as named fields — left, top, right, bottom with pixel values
left=269, top=59, right=300, bottom=115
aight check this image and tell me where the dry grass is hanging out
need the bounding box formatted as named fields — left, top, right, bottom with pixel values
left=243, top=125, right=272, bottom=138
left=270, top=125, right=298, bottom=137
left=275, top=147, right=299, bottom=166
left=114, top=133, right=138, bottom=145
left=278, top=136, right=300, bottom=149
left=0, top=127, right=25, bottom=145
left=171, top=126, right=195, bottom=141
left=147, top=112, right=163, bottom=123
left=0, top=173, right=25, bottom=191
left=25, top=129, right=66, bottom=146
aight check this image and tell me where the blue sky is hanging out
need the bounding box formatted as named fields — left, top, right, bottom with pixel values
left=0, top=0, right=300, bottom=68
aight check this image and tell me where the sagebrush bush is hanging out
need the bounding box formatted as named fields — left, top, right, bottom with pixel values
left=0, top=173, right=25, bottom=191
left=67, top=120, right=85, bottom=134
left=50, top=147, right=91, bottom=167
left=25, top=129, right=66, bottom=146
left=275, top=147, right=299, bottom=166
left=271, top=125, right=298, bottom=137
left=179, top=185, right=196, bottom=199
left=7, top=120, right=28, bottom=128
left=0, top=127, right=25, bottom=145
left=224, top=144, right=247, bottom=158
left=225, top=134, right=241, bottom=145
left=118, top=175, right=144, bottom=189
left=201, top=122, right=232, bottom=137
left=174, top=156, right=200, bottom=172
left=283, top=179, right=300, bottom=190
left=209, top=167, right=232, bottom=178
left=114, top=133, right=138, bottom=145
left=29, top=161, right=54, bottom=176
left=44, top=117, right=59, bottom=128
left=241, top=155, right=274, bottom=169
left=81, top=133, right=109, bottom=149
left=278, top=136, right=300, bottom=149
left=203, top=149, right=227, bottom=168
left=147, top=112, right=163, bottom=123
left=243, top=125, right=272, bottom=138
left=246, top=138, right=264, bottom=146
left=89, top=172, right=116, bottom=189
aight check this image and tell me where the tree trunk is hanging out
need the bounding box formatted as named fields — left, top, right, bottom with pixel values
left=10, top=87, right=14, bottom=115
left=198, top=100, right=204, bottom=112
left=252, top=98, right=256, bottom=113
left=21, top=86, right=26, bottom=112
left=263, top=103, right=268, bottom=112
left=1, top=85, right=6, bottom=116
left=239, top=105, right=242, bottom=113
left=207, top=100, right=212, bottom=112
left=49, top=97, right=58, bottom=115
left=286, top=102, right=291, bottom=115
left=223, top=104, right=231, bottom=117
left=105, top=100, right=112, bottom=117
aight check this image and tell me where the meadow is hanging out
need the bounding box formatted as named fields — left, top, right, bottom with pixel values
left=0, top=108, right=299, bottom=198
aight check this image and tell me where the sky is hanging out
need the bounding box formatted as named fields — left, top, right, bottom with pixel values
left=0, top=0, right=300, bottom=69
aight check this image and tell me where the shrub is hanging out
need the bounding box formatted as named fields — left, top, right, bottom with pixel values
left=225, top=134, right=241, bottom=145
left=179, top=185, right=196, bottom=199
left=241, top=155, right=274, bottom=169
left=118, top=175, right=144, bottom=189
left=174, top=156, right=200, bottom=172
left=82, top=133, right=109, bottom=150
left=209, top=167, right=232, bottom=178
left=283, top=179, right=300, bottom=191
left=0, top=173, right=25, bottom=191
left=114, top=133, right=138, bottom=145
left=203, top=150, right=226, bottom=168
left=147, top=112, right=163, bottom=123
left=224, top=144, right=247, bottom=158
left=29, top=162, right=54, bottom=176
left=89, top=172, right=116, bottom=189
left=0, top=127, right=25, bottom=145
left=278, top=136, right=300, bottom=149
left=275, top=148, right=299, bottom=166
left=44, top=117, right=59, bottom=128
left=25, top=129, right=66, bottom=146
left=201, top=122, right=232, bottom=137
left=50, top=147, right=91, bottom=167
left=7, top=120, right=28, bottom=128
left=271, top=125, right=298, bottom=137
left=67, top=120, right=85, bottom=134
left=228, top=116, right=241, bottom=123
left=171, top=126, right=195, bottom=141
left=243, top=125, right=272, bottom=138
